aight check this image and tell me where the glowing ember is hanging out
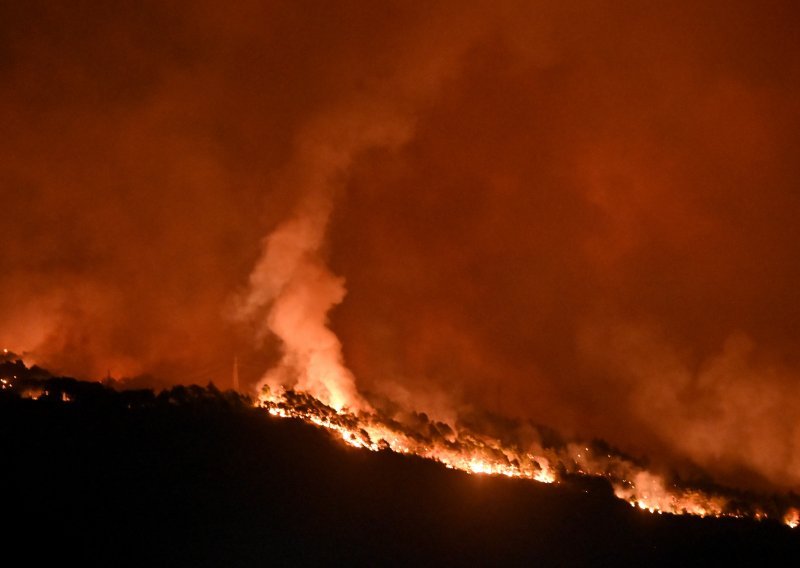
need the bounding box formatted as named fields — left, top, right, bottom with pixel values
left=21, top=388, right=44, bottom=400
left=785, top=508, right=799, bottom=529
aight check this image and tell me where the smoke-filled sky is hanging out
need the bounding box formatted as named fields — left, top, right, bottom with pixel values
left=2, top=1, right=800, bottom=492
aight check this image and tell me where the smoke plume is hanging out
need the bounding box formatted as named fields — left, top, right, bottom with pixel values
left=231, top=105, right=416, bottom=411
left=2, top=1, right=800, bottom=493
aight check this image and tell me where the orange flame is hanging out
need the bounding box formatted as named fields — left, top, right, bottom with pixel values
left=785, top=508, right=799, bottom=529
left=257, top=387, right=798, bottom=527
left=260, top=387, right=556, bottom=485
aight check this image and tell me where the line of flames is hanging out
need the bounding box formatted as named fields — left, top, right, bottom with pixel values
left=2, top=368, right=796, bottom=530
left=257, top=388, right=800, bottom=530
left=262, top=391, right=556, bottom=484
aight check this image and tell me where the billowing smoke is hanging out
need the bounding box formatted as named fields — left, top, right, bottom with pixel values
left=231, top=105, right=416, bottom=411
left=230, top=6, right=487, bottom=410
left=2, top=1, right=800, bottom=494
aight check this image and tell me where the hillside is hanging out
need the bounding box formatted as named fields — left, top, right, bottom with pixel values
left=1, top=368, right=798, bottom=566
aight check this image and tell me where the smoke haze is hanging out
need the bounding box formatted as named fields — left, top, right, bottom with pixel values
left=2, top=1, right=800, bottom=491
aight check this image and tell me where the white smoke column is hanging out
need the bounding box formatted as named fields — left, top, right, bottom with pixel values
left=235, top=6, right=501, bottom=412
left=236, top=104, right=416, bottom=411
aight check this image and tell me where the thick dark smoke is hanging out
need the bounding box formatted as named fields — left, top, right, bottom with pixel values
left=2, top=1, right=800, bottom=491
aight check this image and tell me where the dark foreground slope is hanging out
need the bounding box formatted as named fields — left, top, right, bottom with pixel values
left=1, top=378, right=798, bottom=567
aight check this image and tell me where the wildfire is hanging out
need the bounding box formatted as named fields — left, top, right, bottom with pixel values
left=257, top=387, right=799, bottom=528
left=612, top=472, right=727, bottom=518
left=261, top=387, right=557, bottom=485
left=785, top=508, right=799, bottom=529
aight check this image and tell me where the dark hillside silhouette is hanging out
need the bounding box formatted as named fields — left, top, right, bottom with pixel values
left=1, top=373, right=798, bottom=566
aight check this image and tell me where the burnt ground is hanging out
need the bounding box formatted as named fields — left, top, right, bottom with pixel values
left=1, top=376, right=798, bottom=567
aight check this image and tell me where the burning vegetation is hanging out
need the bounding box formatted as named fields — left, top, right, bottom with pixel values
left=5, top=350, right=798, bottom=531
left=2, top=354, right=799, bottom=565
left=3, top=3, right=800, bottom=563
left=256, top=384, right=800, bottom=528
